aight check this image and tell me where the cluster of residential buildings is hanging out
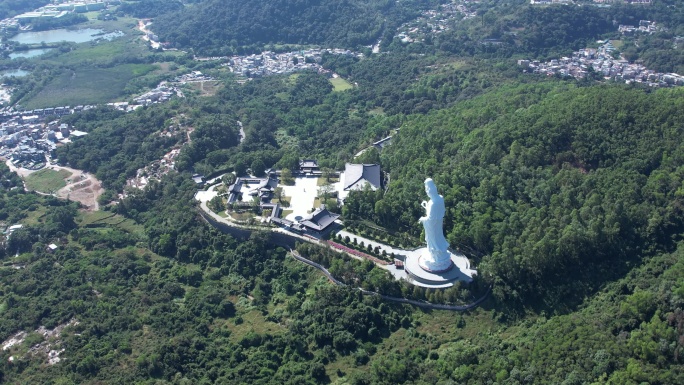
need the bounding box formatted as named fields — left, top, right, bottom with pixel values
left=133, top=83, right=182, bottom=106
left=592, top=0, right=651, bottom=4
left=529, top=0, right=573, bottom=5
left=519, top=41, right=684, bottom=87
left=0, top=104, right=88, bottom=122
left=532, top=0, right=651, bottom=4
left=395, top=0, right=477, bottom=44
left=0, top=118, right=87, bottom=168
left=618, top=20, right=659, bottom=35
left=0, top=17, right=21, bottom=34
left=0, top=84, right=13, bottom=107
left=109, top=72, right=205, bottom=109
left=224, top=49, right=363, bottom=78
left=132, top=72, right=214, bottom=105
left=173, top=71, right=214, bottom=84
left=0, top=69, right=205, bottom=168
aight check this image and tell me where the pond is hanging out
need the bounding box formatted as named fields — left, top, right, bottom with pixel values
left=9, top=48, right=54, bottom=59
left=0, top=69, right=30, bottom=78
left=9, top=28, right=124, bottom=45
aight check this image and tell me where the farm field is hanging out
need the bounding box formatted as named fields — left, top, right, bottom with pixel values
left=22, top=63, right=158, bottom=109
left=24, top=168, right=73, bottom=193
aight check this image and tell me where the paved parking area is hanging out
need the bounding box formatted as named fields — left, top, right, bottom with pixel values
left=194, top=189, right=217, bottom=203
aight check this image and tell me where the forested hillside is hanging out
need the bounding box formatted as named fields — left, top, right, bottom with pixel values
left=55, top=106, right=184, bottom=194
left=150, top=0, right=684, bottom=62
left=2, top=114, right=684, bottom=383
left=118, top=0, right=184, bottom=18
left=0, top=171, right=414, bottom=384
left=2, top=0, right=684, bottom=381
left=345, top=84, right=684, bottom=309
left=152, top=0, right=439, bottom=54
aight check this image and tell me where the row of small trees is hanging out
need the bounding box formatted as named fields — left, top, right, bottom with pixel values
left=333, top=232, right=390, bottom=261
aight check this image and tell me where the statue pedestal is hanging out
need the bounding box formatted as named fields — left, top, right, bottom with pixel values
left=418, top=250, right=454, bottom=272
left=404, top=247, right=474, bottom=288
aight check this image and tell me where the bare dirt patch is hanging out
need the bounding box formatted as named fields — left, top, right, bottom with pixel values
left=3, top=319, right=79, bottom=366
left=6, top=161, right=104, bottom=210
left=56, top=167, right=103, bottom=211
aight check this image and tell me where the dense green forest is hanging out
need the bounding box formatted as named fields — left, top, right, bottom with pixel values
left=2, top=0, right=684, bottom=383
left=118, top=0, right=185, bottom=18
left=150, top=0, right=684, bottom=61
left=165, top=55, right=508, bottom=176
left=345, top=84, right=684, bottom=309
left=0, top=170, right=413, bottom=384
left=152, top=0, right=440, bottom=54
left=2, top=137, right=684, bottom=383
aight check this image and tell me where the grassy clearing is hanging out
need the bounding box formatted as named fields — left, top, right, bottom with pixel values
left=227, top=308, right=286, bottom=344
left=82, top=16, right=140, bottom=33
left=313, top=197, right=322, bottom=208
left=23, top=63, right=157, bottom=109
left=316, top=177, right=338, bottom=186
left=78, top=211, right=116, bottom=226
left=330, top=77, right=353, bottom=91
left=413, top=305, right=497, bottom=341
left=325, top=354, right=365, bottom=382
left=281, top=209, right=293, bottom=217
left=281, top=196, right=292, bottom=206
left=288, top=73, right=300, bottom=84
left=81, top=11, right=101, bottom=20
left=228, top=211, right=254, bottom=221
left=23, top=208, right=47, bottom=226
left=187, top=81, right=220, bottom=96
left=368, top=107, right=385, bottom=116
left=78, top=211, right=144, bottom=236
left=273, top=195, right=291, bottom=207
left=610, top=39, right=624, bottom=49
left=445, top=60, right=470, bottom=71
left=24, top=169, right=72, bottom=193
left=112, top=218, right=144, bottom=236
left=49, top=39, right=137, bottom=66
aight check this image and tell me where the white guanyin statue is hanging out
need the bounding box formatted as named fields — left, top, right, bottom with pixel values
left=418, top=178, right=453, bottom=272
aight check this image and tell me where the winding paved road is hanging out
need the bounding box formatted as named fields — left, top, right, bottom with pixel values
left=291, top=250, right=489, bottom=311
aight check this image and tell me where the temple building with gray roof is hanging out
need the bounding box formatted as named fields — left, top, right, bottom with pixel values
left=343, top=163, right=381, bottom=191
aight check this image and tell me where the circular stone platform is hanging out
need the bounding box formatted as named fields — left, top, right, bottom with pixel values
left=404, top=247, right=475, bottom=288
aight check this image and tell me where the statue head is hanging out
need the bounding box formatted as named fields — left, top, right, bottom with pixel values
left=424, top=178, right=438, bottom=197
